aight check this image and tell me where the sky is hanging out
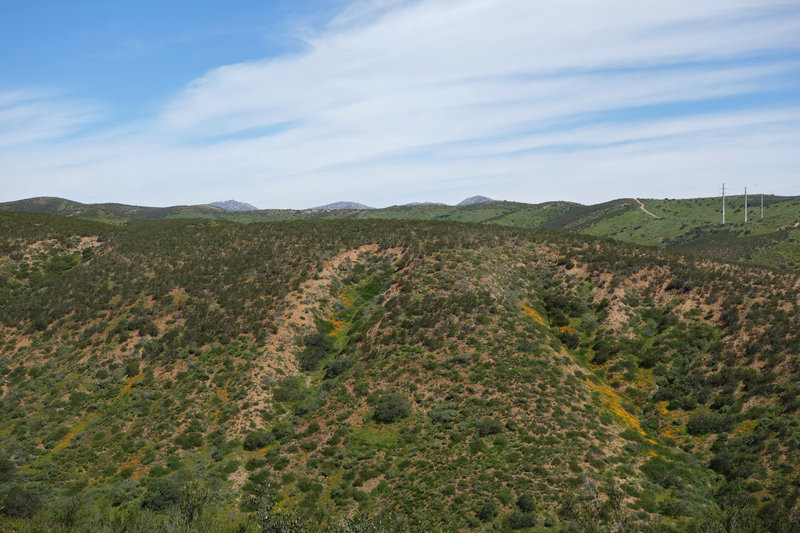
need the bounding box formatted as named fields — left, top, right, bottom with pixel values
left=1, top=0, right=799, bottom=209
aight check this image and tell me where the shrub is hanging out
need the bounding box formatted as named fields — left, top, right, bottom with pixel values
left=325, top=356, right=354, bottom=379
left=0, top=457, right=16, bottom=482
left=1, top=485, right=41, bottom=517
left=124, top=358, right=140, bottom=378
left=504, top=510, right=537, bottom=529
left=272, top=422, right=295, bottom=440
left=475, top=499, right=497, bottom=521
left=297, top=333, right=332, bottom=371
left=476, top=417, right=504, bottom=436
left=243, top=430, right=274, bottom=451
left=641, top=456, right=680, bottom=489
left=141, top=477, right=182, bottom=511
left=372, top=393, right=411, bottom=423
left=516, top=492, right=536, bottom=513
left=429, top=403, right=457, bottom=424
left=272, top=376, right=307, bottom=403
left=245, top=458, right=268, bottom=471
left=220, top=460, right=240, bottom=475
left=686, top=411, right=733, bottom=435
left=175, top=431, right=203, bottom=450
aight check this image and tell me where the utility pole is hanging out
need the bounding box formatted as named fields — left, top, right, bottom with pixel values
left=721, top=183, right=726, bottom=225
left=761, top=193, right=764, bottom=220
left=744, top=187, right=748, bottom=223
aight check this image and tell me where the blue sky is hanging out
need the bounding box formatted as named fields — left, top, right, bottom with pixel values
left=0, top=1, right=336, bottom=120
left=1, top=0, right=799, bottom=208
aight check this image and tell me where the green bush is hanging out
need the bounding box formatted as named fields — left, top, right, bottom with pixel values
left=516, top=492, right=536, bottom=513
left=272, top=376, right=307, bottom=403
left=641, top=456, right=680, bottom=489
left=429, top=403, right=457, bottom=424
left=476, top=417, right=504, bottom=436
left=372, top=393, right=411, bottom=423
left=325, top=356, right=354, bottom=379
left=297, top=333, right=333, bottom=371
left=124, top=358, right=140, bottom=378
left=475, top=499, right=497, bottom=521
left=141, top=477, right=183, bottom=511
left=686, top=411, right=733, bottom=435
left=0, top=457, right=16, bottom=482
left=220, top=460, right=240, bottom=475
left=504, top=510, right=537, bottom=529
left=243, top=430, right=275, bottom=451
left=245, top=458, right=268, bottom=471
left=175, top=431, right=203, bottom=449
left=1, top=485, right=41, bottom=517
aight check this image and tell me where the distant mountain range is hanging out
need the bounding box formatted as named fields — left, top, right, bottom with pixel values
left=456, top=195, right=494, bottom=206
left=312, top=201, right=374, bottom=210
left=312, top=197, right=493, bottom=209
left=208, top=200, right=259, bottom=211
left=2, top=194, right=799, bottom=268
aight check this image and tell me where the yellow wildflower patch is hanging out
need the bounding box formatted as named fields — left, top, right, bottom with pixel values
left=634, top=369, right=655, bottom=391
left=53, top=414, right=98, bottom=452
left=584, top=380, right=646, bottom=436
left=519, top=302, right=547, bottom=326
left=54, top=373, right=144, bottom=453
left=558, top=325, right=577, bottom=335
left=734, top=419, right=758, bottom=436
left=121, top=451, right=149, bottom=479
left=328, top=318, right=345, bottom=337
left=118, top=373, right=143, bottom=397
left=53, top=432, right=75, bottom=452
left=655, top=401, right=681, bottom=440
left=121, top=452, right=142, bottom=471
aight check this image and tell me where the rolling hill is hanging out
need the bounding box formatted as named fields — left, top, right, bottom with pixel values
left=3, top=195, right=798, bottom=269
left=1, top=210, right=799, bottom=531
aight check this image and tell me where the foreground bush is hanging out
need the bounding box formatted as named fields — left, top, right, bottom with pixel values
left=372, top=393, right=411, bottom=423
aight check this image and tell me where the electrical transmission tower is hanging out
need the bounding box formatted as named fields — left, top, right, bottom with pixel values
left=744, top=187, right=748, bottom=223
left=720, top=183, right=726, bottom=225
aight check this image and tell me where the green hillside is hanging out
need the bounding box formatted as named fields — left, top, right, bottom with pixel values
left=564, top=196, right=800, bottom=268
left=3, top=195, right=798, bottom=268
left=1, top=211, right=799, bottom=531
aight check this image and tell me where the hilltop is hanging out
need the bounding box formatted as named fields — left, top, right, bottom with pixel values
left=2, top=195, right=799, bottom=268
left=208, top=201, right=260, bottom=211
left=312, top=201, right=374, bottom=210
left=457, top=195, right=495, bottom=206
left=0, top=210, right=798, bottom=530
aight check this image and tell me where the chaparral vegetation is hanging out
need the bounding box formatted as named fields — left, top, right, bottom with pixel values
left=0, top=204, right=799, bottom=531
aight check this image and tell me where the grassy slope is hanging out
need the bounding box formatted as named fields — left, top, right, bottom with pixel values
left=4, top=195, right=798, bottom=268
left=1, top=211, right=799, bottom=530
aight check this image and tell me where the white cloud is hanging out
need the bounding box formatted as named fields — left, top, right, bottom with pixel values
left=1, top=0, right=799, bottom=207
left=0, top=89, right=100, bottom=149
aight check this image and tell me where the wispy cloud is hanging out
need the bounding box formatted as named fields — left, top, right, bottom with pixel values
left=0, top=90, right=101, bottom=149
left=2, top=0, right=799, bottom=207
